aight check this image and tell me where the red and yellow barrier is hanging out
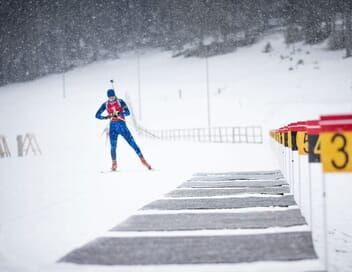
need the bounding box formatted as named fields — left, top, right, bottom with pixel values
left=270, top=113, right=352, bottom=271
left=320, top=114, right=352, bottom=173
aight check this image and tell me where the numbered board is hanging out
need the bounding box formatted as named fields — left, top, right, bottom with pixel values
left=288, top=131, right=292, bottom=149
left=308, top=134, right=321, bottom=163
left=291, top=131, right=298, bottom=151
left=297, top=131, right=308, bottom=155
left=321, top=132, right=352, bottom=172
left=284, top=132, right=288, bottom=147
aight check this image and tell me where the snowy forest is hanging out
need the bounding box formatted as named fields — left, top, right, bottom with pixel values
left=0, top=0, right=351, bottom=87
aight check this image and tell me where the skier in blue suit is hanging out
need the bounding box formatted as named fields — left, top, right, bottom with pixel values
left=95, top=89, right=152, bottom=171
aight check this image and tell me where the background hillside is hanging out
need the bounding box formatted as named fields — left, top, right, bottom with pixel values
left=1, top=0, right=351, bottom=86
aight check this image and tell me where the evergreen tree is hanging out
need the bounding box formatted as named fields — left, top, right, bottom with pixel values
left=1, top=0, right=351, bottom=87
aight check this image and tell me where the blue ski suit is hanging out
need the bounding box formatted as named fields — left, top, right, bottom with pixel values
left=95, top=98, right=142, bottom=161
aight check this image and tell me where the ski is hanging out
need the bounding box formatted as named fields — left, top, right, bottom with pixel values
left=100, top=168, right=157, bottom=174
left=100, top=170, right=119, bottom=174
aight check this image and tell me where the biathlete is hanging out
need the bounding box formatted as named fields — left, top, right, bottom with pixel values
left=95, top=89, right=152, bottom=171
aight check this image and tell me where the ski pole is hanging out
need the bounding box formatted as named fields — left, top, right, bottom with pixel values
left=110, top=79, right=115, bottom=90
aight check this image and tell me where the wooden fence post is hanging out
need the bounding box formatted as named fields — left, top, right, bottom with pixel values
left=0, top=135, right=11, bottom=158
left=21, top=134, right=42, bottom=156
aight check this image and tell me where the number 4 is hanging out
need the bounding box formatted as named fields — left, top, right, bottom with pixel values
left=313, top=136, right=321, bottom=156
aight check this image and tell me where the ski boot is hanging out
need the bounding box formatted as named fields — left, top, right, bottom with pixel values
left=111, top=160, right=117, bottom=171
left=140, top=156, right=152, bottom=170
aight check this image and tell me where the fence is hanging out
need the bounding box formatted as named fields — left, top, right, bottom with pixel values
left=0, top=135, right=11, bottom=157
left=17, top=134, right=42, bottom=156
left=0, top=133, right=42, bottom=158
left=125, top=95, right=263, bottom=144
left=270, top=114, right=352, bottom=272
left=135, top=125, right=263, bottom=144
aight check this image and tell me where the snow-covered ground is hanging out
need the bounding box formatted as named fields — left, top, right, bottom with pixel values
left=0, top=32, right=352, bottom=271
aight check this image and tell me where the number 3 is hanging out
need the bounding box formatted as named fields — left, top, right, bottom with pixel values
left=331, top=133, right=349, bottom=170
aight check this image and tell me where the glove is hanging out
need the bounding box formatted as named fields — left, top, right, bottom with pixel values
left=112, top=112, right=124, bottom=117
left=103, top=112, right=123, bottom=120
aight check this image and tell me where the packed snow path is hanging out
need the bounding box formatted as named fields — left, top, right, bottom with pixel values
left=59, top=170, right=324, bottom=271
